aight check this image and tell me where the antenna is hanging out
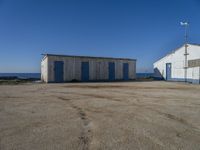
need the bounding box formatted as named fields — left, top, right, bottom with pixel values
left=180, top=21, right=189, bottom=44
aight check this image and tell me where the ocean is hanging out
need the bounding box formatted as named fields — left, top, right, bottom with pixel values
left=0, top=73, right=154, bottom=79
left=0, top=73, right=41, bottom=79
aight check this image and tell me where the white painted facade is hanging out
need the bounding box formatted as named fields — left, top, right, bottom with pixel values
left=153, top=44, right=200, bottom=84
left=41, top=54, right=136, bottom=83
left=41, top=55, right=48, bottom=82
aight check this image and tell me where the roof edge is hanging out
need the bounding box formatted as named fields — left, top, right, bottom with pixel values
left=42, top=53, right=136, bottom=61
left=154, top=43, right=200, bottom=65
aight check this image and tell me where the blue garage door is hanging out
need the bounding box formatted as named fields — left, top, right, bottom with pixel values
left=123, top=63, right=129, bottom=80
left=166, top=63, right=172, bottom=80
left=109, top=62, right=115, bottom=81
left=81, top=62, right=89, bottom=81
left=54, top=61, right=64, bottom=82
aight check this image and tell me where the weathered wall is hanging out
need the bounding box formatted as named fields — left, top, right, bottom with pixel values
left=44, top=55, right=136, bottom=82
left=41, top=56, right=48, bottom=82
left=153, top=44, right=200, bottom=83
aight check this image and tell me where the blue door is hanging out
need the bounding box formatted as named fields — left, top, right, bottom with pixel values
left=54, top=61, right=64, bottom=82
left=166, top=63, right=171, bottom=80
left=81, top=62, right=89, bottom=81
left=109, top=62, right=115, bottom=81
left=123, top=63, right=129, bottom=80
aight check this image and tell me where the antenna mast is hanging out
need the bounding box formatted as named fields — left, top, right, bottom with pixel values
left=180, top=21, right=189, bottom=82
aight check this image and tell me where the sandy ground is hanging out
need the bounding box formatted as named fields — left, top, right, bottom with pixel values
left=0, top=81, right=200, bottom=150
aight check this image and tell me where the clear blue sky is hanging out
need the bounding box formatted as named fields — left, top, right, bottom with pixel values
left=0, top=0, right=200, bottom=73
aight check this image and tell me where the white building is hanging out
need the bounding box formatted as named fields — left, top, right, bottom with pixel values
left=41, top=54, right=136, bottom=83
left=153, top=44, right=200, bottom=84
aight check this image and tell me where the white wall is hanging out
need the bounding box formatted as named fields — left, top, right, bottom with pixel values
left=41, top=56, right=48, bottom=82
left=154, top=44, right=200, bottom=81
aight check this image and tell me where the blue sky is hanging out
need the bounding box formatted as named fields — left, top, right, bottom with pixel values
left=0, top=0, right=200, bottom=73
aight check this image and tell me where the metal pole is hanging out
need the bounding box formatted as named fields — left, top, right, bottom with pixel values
left=181, top=22, right=189, bottom=83
left=184, top=44, right=188, bottom=82
left=184, top=25, right=188, bottom=82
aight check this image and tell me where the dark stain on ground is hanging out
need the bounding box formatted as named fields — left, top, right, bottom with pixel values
left=176, top=132, right=181, bottom=137
left=162, top=113, right=188, bottom=124
left=57, top=97, right=71, bottom=101
left=0, top=96, right=23, bottom=99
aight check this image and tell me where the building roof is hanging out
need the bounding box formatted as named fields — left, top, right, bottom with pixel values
left=42, top=53, right=136, bottom=61
left=154, top=43, right=200, bottom=64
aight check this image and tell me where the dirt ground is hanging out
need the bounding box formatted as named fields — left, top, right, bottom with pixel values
left=0, top=81, right=200, bottom=150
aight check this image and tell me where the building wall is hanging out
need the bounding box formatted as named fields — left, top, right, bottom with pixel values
left=44, top=55, right=136, bottom=82
left=41, top=56, right=48, bottom=82
left=153, top=44, right=200, bottom=83
left=190, top=67, right=200, bottom=83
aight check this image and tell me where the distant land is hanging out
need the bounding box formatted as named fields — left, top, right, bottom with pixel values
left=0, top=73, right=154, bottom=79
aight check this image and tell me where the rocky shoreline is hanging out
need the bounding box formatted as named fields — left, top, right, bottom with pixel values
left=0, top=76, right=40, bottom=85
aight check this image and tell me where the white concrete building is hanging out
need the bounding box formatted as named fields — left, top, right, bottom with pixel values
left=41, top=54, right=136, bottom=83
left=154, top=44, right=200, bottom=84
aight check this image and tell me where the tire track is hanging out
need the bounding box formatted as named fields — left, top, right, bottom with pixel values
left=58, top=97, right=92, bottom=150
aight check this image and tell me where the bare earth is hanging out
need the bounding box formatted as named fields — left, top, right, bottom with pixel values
left=0, top=81, right=200, bottom=150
